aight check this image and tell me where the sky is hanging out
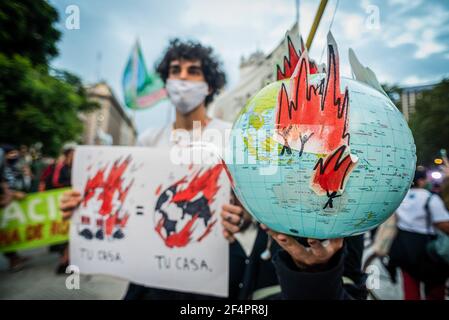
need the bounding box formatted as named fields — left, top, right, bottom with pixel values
left=49, top=0, right=449, bottom=133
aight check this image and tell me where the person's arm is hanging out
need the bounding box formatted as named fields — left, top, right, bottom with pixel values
left=434, top=221, right=449, bottom=234
left=272, top=244, right=348, bottom=300
left=261, top=225, right=349, bottom=299
left=59, top=189, right=82, bottom=219
left=220, top=192, right=253, bottom=243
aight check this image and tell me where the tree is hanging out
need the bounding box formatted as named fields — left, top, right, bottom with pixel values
left=0, top=1, right=98, bottom=156
left=408, top=79, right=449, bottom=165
left=0, top=54, right=97, bottom=156
left=0, top=0, right=61, bottom=66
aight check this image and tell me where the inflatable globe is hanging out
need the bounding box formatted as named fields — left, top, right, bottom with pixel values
left=225, top=34, right=416, bottom=239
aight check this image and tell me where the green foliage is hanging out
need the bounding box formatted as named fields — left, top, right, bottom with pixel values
left=0, top=1, right=99, bottom=156
left=0, top=0, right=61, bottom=66
left=409, top=79, right=449, bottom=165
left=0, top=54, right=98, bottom=156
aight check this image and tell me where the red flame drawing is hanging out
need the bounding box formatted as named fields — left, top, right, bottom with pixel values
left=277, top=36, right=301, bottom=81
left=154, top=163, right=224, bottom=248
left=277, top=36, right=319, bottom=81
left=171, top=163, right=224, bottom=204
left=312, top=145, right=357, bottom=196
left=81, top=156, right=133, bottom=237
left=275, top=33, right=350, bottom=154
left=274, top=32, right=358, bottom=205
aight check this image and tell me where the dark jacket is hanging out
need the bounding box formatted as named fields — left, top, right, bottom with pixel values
left=273, top=235, right=367, bottom=300
left=389, top=228, right=449, bottom=283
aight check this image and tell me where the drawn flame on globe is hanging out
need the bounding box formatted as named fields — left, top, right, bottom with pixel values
left=273, top=33, right=359, bottom=209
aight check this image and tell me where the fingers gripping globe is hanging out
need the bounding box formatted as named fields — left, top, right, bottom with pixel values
left=224, top=32, right=416, bottom=239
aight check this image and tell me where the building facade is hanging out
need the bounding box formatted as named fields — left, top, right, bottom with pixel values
left=81, top=82, right=137, bottom=146
left=400, top=83, right=436, bottom=121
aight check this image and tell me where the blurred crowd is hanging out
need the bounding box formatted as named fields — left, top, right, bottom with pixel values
left=0, top=142, right=76, bottom=272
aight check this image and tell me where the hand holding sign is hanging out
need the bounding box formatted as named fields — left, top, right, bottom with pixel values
left=59, top=189, right=82, bottom=219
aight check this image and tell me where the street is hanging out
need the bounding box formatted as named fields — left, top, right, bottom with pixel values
left=0, top=248, right=128, bottom=299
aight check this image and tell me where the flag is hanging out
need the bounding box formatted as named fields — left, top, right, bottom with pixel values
left=122, top=41, right=167, bottom=110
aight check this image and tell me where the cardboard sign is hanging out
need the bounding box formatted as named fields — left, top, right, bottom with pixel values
left=70, top=146, right=230, bottom=297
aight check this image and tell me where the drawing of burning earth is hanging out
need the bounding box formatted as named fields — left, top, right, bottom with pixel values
left=154, top=164, right=224, bottom=248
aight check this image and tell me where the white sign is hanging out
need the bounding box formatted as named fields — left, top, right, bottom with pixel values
left=70, top=146, right=230, bottom=297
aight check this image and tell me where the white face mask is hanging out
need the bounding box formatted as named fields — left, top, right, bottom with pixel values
left=165, top=79, right=209, bottom=114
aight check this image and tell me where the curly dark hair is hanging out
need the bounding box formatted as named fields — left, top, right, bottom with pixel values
left=156, top=39, right=227, bottom=106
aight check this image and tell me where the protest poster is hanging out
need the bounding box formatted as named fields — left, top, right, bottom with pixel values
left=70, top=146, right=230, bottom=297
left=0, top=188, right=70, bottom=253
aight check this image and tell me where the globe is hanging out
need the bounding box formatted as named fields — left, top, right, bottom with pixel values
left=225, top=72, right=416, bottom=239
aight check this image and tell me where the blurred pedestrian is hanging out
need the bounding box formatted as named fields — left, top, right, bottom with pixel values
left=1, top=144, right=31, bottom=196
left=29, top=147, right=51, bottom=193
left=40, top=142, right=76, bottom=274
left=40, top=142, right=76, bottom=192
left=389, top=167, right=449, bottom=300
left=0, top=148, right=13, bottom=207
left=0, top=145, right=30, bottom=271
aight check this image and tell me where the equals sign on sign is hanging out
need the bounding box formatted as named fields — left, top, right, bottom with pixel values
left=136, top=206, right=144, bottom=215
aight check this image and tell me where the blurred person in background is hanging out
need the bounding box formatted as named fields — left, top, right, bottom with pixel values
left=0, top=144, right=31, bottom=271
left=2, top=144, right=32, bottom=196
left=29, top=146, right=52, bottom=193
left=0, top=148, right=13, bottom=207
left=40, top=142, right=76, bottom=192
left=18, top=145, right=32, bottom=168
left=389, top=167, right=449, bottom=300
left=56, top=142, right=75, bottom=188
left=440, top=152, right=449, bottom=210
left=431, top=183, right=442, bottom=196
left=40, top=142, right=77, bottom=274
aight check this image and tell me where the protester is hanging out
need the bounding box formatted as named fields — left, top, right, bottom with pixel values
left=2, top=144, right=31, bottom=196
left=440, top=154, right=449, bottom=210
left=40, top=143, right=76, bottom=192
left=39, top=143, right=76, bottom=274
left=1, top=144, right=31, bottom=271
left=0, top=148, right=13, bottom=208
left=389, top=167, right=449, bottom=300
left=60, top=39, right=231, bottom=299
